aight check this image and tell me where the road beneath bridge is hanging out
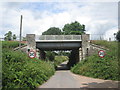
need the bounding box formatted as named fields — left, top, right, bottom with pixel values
left=37, top=61, right=119, bottom=89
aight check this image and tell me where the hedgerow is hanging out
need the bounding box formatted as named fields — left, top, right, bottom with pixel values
left=71, top=41, right=119, bottom=81
left=2, top=41, right=24, bottom=49
left=2, top=41, right=55, bottom=89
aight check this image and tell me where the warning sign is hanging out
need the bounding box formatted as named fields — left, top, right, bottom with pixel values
left=98, top=50, right=105, bottom=58
left=28, top=50, right=36, bottom=59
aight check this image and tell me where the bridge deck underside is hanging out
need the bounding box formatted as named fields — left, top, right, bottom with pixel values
left=36, top=41, right=82, bottom=50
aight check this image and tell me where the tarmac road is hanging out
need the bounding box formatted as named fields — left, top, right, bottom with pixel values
left=38, top=61, right=119, bottom=88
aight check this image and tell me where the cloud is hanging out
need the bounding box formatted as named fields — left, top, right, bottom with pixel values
left=0, top=1, right=118, bottom=41
left=104, top=27, right=118, bottom=41
left=1, top=0, right=120, bottom=2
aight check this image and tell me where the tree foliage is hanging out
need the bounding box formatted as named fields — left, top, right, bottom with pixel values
left=42, top=21, right=86, bottom=35
left=116, top=30, right=120, bottom=42
left=42, top=27, right=62, bottom=35
left=62, top=21, right=85, bottom=35
left=4, top=31, right=17, bottom=41
left=4, top=31, right=12, bottom=41
left=13, top=34, right=17, bottom=41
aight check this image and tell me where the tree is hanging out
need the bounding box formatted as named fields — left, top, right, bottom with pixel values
left=116, top=30, right=120, bottom=42
left=13, top=34, right=17, bottom=41
left=42, top=27, right=62, bottom=35
left=62, top=21, right=85, bottom=35
left=4, top=31, right=12, bottom=41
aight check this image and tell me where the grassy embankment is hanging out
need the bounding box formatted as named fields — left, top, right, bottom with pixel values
left=2, top=41, right=55, bottom=89
left=71, top=40, right=119, bottom=81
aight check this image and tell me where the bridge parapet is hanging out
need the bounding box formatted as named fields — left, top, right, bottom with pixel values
left=36, top=35, right=82, bottom=41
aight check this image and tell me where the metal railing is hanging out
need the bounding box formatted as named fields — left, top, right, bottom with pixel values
left=36, top=35, right=82, bottom=41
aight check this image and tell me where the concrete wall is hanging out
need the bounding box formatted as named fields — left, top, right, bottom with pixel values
left=88, top=43, right=108, bottom=56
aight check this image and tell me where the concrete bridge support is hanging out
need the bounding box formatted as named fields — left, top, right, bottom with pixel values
left=26, top=34, right=36, bottom=51
left=26, top=34, right=39, bottom=58
left=67, top=49, right=79, bottom=67
left=81, top=34, right=90, bottom=60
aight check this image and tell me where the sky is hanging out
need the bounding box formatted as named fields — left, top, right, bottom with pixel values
left=0, top=0, right=119, bottom=40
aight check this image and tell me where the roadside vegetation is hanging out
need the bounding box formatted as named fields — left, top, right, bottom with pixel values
left=71, top=40, right=119, bottom=81
left=2, top=41, right=55, bottom=89
left=2, top=41, right=21, bottom=49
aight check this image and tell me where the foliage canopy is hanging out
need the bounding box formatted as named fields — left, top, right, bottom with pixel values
left=62, top=21, right=85, bottom=35
left=42, top=27, right=62, bottom=35
left=42, top=21, right=86, bottom=35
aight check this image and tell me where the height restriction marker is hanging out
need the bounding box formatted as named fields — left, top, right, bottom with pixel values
left=28, top=50, right=36, bottom=59
left=98, top=50, right=105, bottom=58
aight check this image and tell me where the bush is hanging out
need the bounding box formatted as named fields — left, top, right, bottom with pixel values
left=2, top=41, right=24, bottom=49
left=71, top=41, right=119, bottom=81
left=2, top=49, right=55, bottom=88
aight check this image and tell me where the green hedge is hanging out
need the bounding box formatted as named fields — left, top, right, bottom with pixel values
left=71, top=41, right=119, bottom=81
left=2, top=41, right=24, bottom=49
left=2, top=49, right=55, bottom=89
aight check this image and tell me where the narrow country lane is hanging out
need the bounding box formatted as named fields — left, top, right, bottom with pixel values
left=37, top=61, right=119, bottom=88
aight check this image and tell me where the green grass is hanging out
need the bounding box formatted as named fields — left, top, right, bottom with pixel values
left=71, top=40, right=119, bottom=81
left=2, top=41, right=55, bottom=89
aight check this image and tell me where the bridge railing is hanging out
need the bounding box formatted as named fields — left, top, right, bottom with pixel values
left=36, top=35, right=82, bottom=41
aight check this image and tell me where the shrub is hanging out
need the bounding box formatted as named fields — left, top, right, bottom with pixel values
left=2, top=49, right=55, bottom=88
left=2, top=41, right=24, bottom=49
left=71, top=41, right=119, bottom=81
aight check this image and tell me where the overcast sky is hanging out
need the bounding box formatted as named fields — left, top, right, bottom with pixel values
left=0, top=0, right=119, bottom=40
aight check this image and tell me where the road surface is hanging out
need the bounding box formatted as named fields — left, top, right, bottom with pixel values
left=38, top=61, right=119, bottom=88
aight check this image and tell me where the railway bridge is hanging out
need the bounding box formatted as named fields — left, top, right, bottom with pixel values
left=26, top=34, right=90, bottom=65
